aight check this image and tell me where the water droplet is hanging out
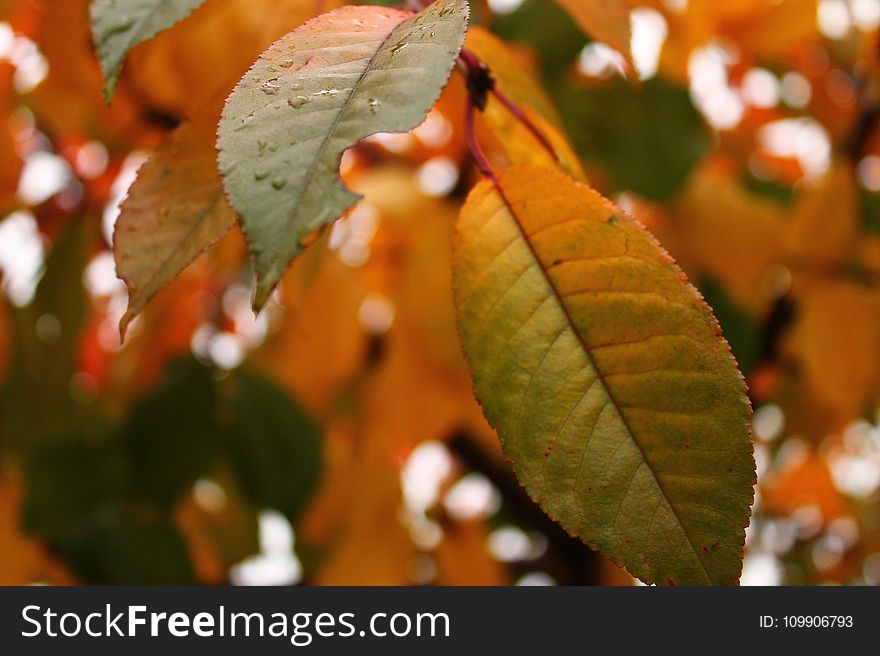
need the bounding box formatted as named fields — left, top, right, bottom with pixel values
left=288, top=96, right=308, bottom=108
left=279, top=59, right=295, bottom=69
left=254, top=170, right=269, bottom=181
left=261, top=80, right=280, bottom=95
left=272, top=178, right=287, bottom=190
left=368, top=98, right=380, bottom=113
left=106, top=18, right=135, bottom=36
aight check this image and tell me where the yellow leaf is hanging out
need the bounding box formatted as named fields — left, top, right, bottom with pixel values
left=452, top=166, right=755, bottom=585
left=784, top=164, right=860, bottom=270
left=465, top=26, right=562, bottom=126
left=795, top=282, right=880, bottom=421
left=669, top=159, right=784, bottom=311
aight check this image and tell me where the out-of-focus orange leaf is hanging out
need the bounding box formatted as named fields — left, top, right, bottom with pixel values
left=29, top=0, right=159, bottom=151
left=435, top=519, right=507, bottom=586
left=252, top=239, right=369, bottom=417
left=554, top=0, right=634, bottom=73
left=792, top=281, right=880, bottom=421
left=667, top=158, right=784, bottom=311
left=312, top=435, right=413, bottom=586
left=762, top=452, right=845, bottom=522
left=124, top=0, right=342, bottom=118
left=783, top=164, right=860, bottom=271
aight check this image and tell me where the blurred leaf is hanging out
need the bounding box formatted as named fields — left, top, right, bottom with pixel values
left=217, top=0, right=469, bottom=308
left=435, top=519, right=507, bottom=585
left=553, top=0, right=634, bottom=71
left=0, top=469, right=76, bottom=584
left=114, top=100, right=235, bottom=336
left=794, top=281, right=880, bottom=421
left=175, top=470, right=260, bottom=584
left=452, top=166, right=755, bottom=585
left=559, top=78, right=711, bottom=201
left=90, top=0, right=209, bottom=100
left=28, top=0, right=159, bottom=150
left=0, top=219, right=95, bottom=453
left=783, top=164, right=860, bottom=270
left=23, top=440, right=126, bottom=541
left=123, top=357, right=222, bottom=507
left=667, top=159, right=784, bottom=311
left=226, top=369, right=322, bottom=523
left=491, top=0, right=586, bottom=82
left=465, top=26, right=562, bottom=126
left=313, top=438, right=411, bottom=585
left=59, top=502, right=196, bottom=584
left=762, top=452, right=844, bottom=524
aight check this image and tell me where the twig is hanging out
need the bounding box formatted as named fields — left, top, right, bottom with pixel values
left=465, top=96, right=497, bottom=181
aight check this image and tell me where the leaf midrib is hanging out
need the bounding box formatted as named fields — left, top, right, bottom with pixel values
left=492, top=180, right=714, bottom=585
left=284, top=11, right=412, bottom=238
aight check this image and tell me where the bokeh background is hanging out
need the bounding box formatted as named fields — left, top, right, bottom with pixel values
left=2, top=0, right=880, bottom=586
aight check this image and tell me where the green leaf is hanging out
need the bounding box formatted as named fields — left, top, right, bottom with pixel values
left=0, top=218, right=95, bottom=454
left=60, top=503, right=196, bottom=584
left=225, top=370, right=321, bottom=522
left=114, top=103, right=235, bottom=337
left=217, top=0, right=469, bottom=309
left=123, top=357, right=222, bottom=507
left=560, top=78, right=711, bottom=202
left=452, top=166, right=755, bottom=585
left=90, top=0, right=210, bottom=101
left=23, top=440, right=127, bottom=541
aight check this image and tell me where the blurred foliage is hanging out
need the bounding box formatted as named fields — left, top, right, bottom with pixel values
left=0, top=0, right=879, bottom=585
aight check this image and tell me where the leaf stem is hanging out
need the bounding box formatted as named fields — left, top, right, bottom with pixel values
left=465, top=96, right=497, bottom=181
left=457, top=47, right=559, bottom=163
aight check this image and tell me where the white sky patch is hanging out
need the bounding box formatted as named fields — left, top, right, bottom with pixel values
left=358, top=293, right=396, bottom=336
left=401, top=441, right=453, bottom=514
left=578, top=42, right=626, bottom=78
left=818, top=0, right=852, bottom=38
left=757, top=117, right=832, bottom=180
left=414, top=110, right=453, bottom=149
left=487, top=0, right=524, bottom=15
left=102, top=151, right=148, bottom=247
left=780, top=72, right=812, bottom=109
left=858, top=154, right=880, bottom=191
left=741, top=68, right=780, bottom=109
left=416, top=157, right=459, bottom=197
left=631, top=8, right=668, bottom=80
left=17, top=151, right=70, bottom=205
left=0, top=211, right=45, bottom=306
left=850, top=0, right=880, bottom=30
left=741, top=551, right=784, bottom=586
left=688, top=43, right=744, bottom=130
left=444, top=473, right=501, bottom=521
left=230, top=511, right=303, bottom=586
